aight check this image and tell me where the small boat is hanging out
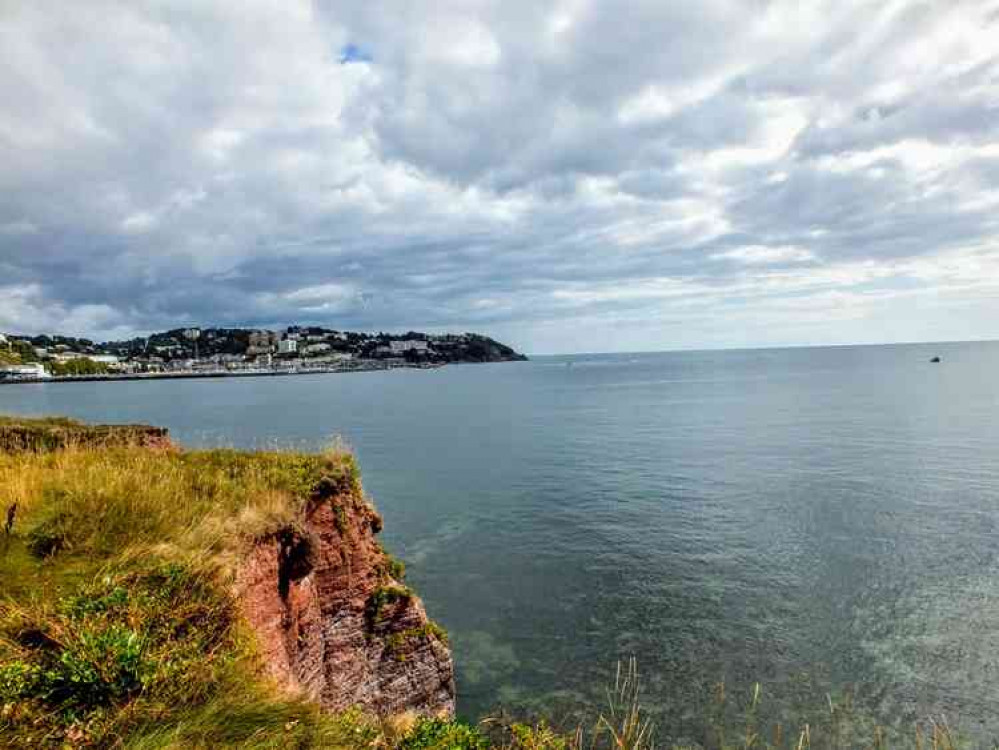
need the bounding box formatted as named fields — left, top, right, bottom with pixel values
left=930, top=356, right=941, bottom=363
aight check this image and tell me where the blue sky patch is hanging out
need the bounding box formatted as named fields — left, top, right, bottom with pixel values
left=339, top=43, right=372, bottom=64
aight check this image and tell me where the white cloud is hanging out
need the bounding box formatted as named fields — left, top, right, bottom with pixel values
left=120, top=211, right=158, bottom=234
left=0, top=0, right=997, bottom=352
left=711, top=246, right=816, bottom=265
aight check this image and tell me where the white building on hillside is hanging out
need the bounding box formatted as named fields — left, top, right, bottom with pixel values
left=390, top=339, right=429, bottom=354
left=88, top=355, right=124, bottom=370
left=1, top=363, right=49, bottom=380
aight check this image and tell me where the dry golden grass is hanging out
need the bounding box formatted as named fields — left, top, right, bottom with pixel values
left=0, top=442, right=359, bottom=578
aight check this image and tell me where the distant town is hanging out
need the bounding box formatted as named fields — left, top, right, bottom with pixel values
left=0, top=326, right=527, bottom=383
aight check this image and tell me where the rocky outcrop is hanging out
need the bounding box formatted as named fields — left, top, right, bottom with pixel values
left=0, top=417, right=172, bottom=452
left=236, top=480, right=455, bottom=718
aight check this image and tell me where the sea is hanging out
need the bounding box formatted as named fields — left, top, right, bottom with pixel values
left=4, top=341, right=999, bottom=743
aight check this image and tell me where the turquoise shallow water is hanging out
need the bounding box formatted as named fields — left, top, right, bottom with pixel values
left=4, top=341, right=999, bottom=740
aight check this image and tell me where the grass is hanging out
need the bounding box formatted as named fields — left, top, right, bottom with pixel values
left=1, top=448, right=354, bottom=568
left=1, top=563, right=237, bottom=733
left=483, top=662, right=975, bottom=750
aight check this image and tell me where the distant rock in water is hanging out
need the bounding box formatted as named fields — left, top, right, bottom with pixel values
left=930, top=356, right=941, bottom=363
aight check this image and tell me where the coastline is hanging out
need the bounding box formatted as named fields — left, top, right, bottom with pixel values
left=0, top=360, right=451, bottom=385
left=1, top=328, right=528, bottom=385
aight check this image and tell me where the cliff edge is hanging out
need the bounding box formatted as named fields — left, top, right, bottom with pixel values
left=237, top=472, right=454, bottom=717
left=0, top=417, right=455, bottom=747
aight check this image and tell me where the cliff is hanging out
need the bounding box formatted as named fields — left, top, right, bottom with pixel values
left=0, top=417, right=456, bottom=747
left=237, top=467, right=454, bottom=717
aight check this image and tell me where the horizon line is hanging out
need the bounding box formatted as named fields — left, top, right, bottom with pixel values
left=526, top=336, right=999, bottom=358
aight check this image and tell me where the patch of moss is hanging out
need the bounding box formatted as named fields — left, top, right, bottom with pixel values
left=385, top=621, right=450, bottom=661
left=365, top=585, right=413, bottom=632
left=386, top=554, right=406, bottom=581
left=375, top=546, right=407, bottom=582
left=333, top=503, right=349, bottom=535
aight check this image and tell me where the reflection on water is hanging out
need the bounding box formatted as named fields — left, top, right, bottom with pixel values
left=4, top=341, right=999, bottom=742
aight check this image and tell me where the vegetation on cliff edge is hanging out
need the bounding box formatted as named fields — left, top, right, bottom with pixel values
left=0, top=417, right=557, bottom=749
left=0, top=415, right=168, bottom=453
left=0, top=418, right=400, bottom=748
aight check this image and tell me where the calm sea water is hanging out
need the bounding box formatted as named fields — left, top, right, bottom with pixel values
left=4, top=342, right=999, bottom=741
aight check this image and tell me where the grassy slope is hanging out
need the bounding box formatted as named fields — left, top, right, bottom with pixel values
left=0, top=428, right=386, bottom=748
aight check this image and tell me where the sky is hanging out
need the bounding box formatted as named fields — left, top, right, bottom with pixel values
left=1, top=1, right=998, bottom=355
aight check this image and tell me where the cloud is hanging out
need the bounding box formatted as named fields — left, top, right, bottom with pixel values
left=711, top=245, right=816, bottom=265
left=0, top=0, right=997, bottom=353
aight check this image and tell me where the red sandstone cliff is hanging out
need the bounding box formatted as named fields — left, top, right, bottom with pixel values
left=235, top=478, right=455, bottom=718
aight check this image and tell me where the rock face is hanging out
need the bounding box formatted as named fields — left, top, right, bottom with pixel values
left=236, top=482, right=455, bottom=718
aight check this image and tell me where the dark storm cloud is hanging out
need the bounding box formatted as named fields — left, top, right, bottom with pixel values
left=2, top=0, right=999, bottom=352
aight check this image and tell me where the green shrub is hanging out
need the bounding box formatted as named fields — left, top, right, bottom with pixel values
left=385, top=621, right=449, bottom=660
left=387, top=554, right=406, bottom=581
left=45, top=358, right=111, bottom=377
left=401, top=717, right=490, bottom=750
left=365, top=585, right=413, bottom=632
left=0, top=661, right=42, bottom=700
left=0, top=560, right=238, bottom=740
